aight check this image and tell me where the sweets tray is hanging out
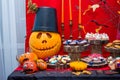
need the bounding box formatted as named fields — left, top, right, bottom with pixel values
left=88, top=40, right=109, bottom=45
left=104, top=47, right=120, bottom=53
left=81, top=57, right=108, bottom=67
left=47, top=63, right=70, bottom=69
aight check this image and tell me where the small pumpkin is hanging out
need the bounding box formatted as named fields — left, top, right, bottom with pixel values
left=16, top=52, right=38, bottom=65
left=37, top=59, right=47, bottom=70
left=29, top=32, right=61, bottom=59
left=23, top=60, right=38, bottom=74
left=70, top=61, right=88, bottom=71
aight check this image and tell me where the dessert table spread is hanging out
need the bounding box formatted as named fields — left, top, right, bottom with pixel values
left=7, top=66, right=120, bottom=80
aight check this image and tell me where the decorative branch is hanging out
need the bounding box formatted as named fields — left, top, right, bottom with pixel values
left=27, top=0, right=38, bottom=13
left=95, top=26, right=102, bottom=33
left=91, top=20, right=109, bottom=27
left=91, top=20, right=109, bottom=33
left=78, top=24, right=86, bottom=35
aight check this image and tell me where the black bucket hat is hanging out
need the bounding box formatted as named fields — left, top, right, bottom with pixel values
left=32, top=7, right=58, bottom=33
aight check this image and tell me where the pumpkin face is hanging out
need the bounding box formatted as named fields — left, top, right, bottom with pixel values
left=16, top=52, right=38, bottom=65
left=23, top=60, right=38, bottom=74
left=37, top=59, right=47, bottom=70
left=29, top=32, right=61, bottom=59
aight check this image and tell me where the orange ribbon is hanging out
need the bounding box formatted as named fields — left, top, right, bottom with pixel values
left=95, top=26, right=102, bottom=33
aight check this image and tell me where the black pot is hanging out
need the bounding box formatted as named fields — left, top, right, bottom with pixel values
left=32, top=7, right=58, bottom=33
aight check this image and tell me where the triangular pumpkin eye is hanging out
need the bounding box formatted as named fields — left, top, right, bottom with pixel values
left=46, top=33, right=52, bottom=38
left=37, top=32, right=42, bottom=39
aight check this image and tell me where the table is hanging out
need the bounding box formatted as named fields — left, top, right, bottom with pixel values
left=8, top=69, right=120, bottom=80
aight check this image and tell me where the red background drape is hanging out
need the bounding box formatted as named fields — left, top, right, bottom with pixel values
left=25, top=0, right=120, bottom=57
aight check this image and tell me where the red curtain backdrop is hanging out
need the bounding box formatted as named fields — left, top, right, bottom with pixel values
left=25, top=0, right=120, bottom=57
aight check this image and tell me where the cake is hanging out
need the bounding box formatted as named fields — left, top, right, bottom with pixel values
left=85, top=33, right=109, bottom=41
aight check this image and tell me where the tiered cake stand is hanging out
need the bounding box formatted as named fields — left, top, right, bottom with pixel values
left=105, top=47, right=120, bottom=58
left=63, top=41, right=89, bottom=61
left=88, top=40, right=109, bottom=54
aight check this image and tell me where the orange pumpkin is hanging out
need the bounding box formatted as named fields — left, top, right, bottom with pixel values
left=23, top=60, right=38, bottom=74
left=29, top=32, right=61, bottom=59
left=16, top=52, right=38, bottom=65
left=37, top=59, right=47, bottom=70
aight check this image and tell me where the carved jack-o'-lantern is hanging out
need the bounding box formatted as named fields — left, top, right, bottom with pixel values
left=29, top=32, right=61, bottom=59
left=23, top=60, right=38, bottom=74
left=37, top=59, right=47, bottom=70
left=29, top=7, right=61, bottom=59
left=16, top=52, right=38, bottom=65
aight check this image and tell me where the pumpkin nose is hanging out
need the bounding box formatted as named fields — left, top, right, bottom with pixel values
left=23, top=64, right=27, bottom=68
left=42, top=40, right=47, bottom=43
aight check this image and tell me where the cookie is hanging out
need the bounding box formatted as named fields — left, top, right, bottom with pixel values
left=113, top=40, right=120, bottom=43
left=114, top=45, right=120, bottom=49
left=106, top=43, right=113, bottom=47
left=82, top=70, right=91, bottom=75
left=113, top=42, right=120, bottom=45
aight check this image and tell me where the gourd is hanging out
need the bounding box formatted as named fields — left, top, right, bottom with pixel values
left=37, top=59, right=47, bottom=70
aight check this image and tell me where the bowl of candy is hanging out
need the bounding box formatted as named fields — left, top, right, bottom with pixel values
left=46, top=55, right=71, bottom=69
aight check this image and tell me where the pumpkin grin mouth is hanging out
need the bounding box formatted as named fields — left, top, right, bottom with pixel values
left=24, top=69, right=33, bottom=73
left=31, top=44, right=57, bottom=51
left=37, top=46, right=55, bottom=51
